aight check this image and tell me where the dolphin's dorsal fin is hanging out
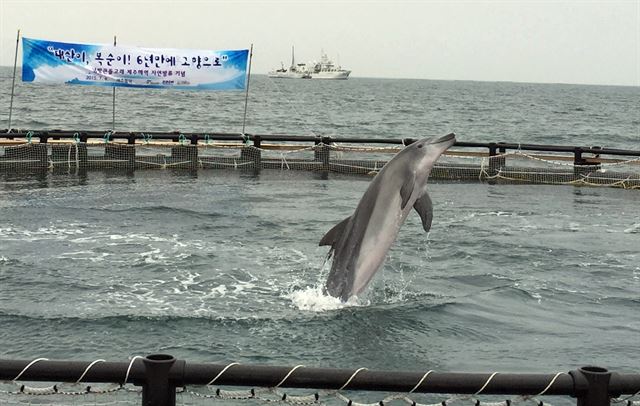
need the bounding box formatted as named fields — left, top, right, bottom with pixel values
left=413, top=192, right=433, bottom=232
left=319, top=216, right=351, bottom=247
left=400, top=174, right=416, bottom=210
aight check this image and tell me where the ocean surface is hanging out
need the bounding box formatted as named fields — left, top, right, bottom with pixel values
left=0, top=67, right=639, bottom=402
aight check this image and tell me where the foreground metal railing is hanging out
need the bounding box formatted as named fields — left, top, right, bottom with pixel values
left=1, top=355, right=639, bottom=406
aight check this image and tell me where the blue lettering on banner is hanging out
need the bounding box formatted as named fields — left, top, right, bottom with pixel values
left=22, top=37, right=249, bottom=90
left=46, top=46, right=88, bottom=64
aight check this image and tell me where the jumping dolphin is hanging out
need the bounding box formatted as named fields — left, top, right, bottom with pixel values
left=320, top=133, right=456, bottom=301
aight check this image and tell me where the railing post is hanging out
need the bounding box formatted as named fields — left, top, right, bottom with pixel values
left=488, top=143, right=497, bottom=157
left=570, top=366, right=612, bottom=406
left=315, top=136, right=331, bottom=170
left=487, top=142, right=502, bottom=179
left=142, top=354, right=177, bottom=406
left=252, top=134, right=261, bottom=149
left=574, top=147, right=585, bottom=166
left=573, top=147, right=595, bottom=177
left=239, top=134, right=261, bottom=169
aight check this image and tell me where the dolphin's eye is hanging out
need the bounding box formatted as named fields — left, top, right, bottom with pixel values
left=417, top=144, right=423, bottom=148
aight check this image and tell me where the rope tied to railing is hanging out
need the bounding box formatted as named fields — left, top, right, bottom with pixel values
left=206, top=362, right=240, bottom=386
left=142, top=132, right=152, bottom=144
left=333, top=367, right=370, bottom=405
left=339, top=368, right=369, bottom=391
left=124, top=356, right=143, bottom=385
left=103, top=131, right=112, bottom=144
left=507, top=372, right=564, bottom=406
left=531, top=372, right=563, bottom=397
left=11, top=358, right=48, bottom=382
left=25, top=131, right=33, bottom=144
left=281, top=152, right=290, bottom=170
left=178, top=134, right=186, bottom=145
left=75, top=359, right=106, bottom=383
left=9, top=357, right=56, bottom=395
left=409, top=370, right=434, bottom=393
left=474, top=372, right=499, bottom=395
left=275, top=365, right=305, bottom=388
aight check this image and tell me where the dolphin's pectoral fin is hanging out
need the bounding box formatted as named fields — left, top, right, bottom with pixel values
left=399, top=174, right=416, bottom=210
left=319, top=216, right=351, bottom=247
left=414, top=192, right=434, bottom=232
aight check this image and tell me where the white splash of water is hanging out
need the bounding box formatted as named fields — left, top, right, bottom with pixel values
left=286, top=286, right=363, bottom=312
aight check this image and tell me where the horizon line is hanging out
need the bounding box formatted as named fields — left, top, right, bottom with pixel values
left=0, top=65, right=637, bottom=88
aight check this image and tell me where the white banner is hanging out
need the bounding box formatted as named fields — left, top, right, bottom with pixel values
left=22, top=37, right=249, bottom=90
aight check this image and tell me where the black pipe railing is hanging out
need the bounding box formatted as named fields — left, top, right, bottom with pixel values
left=1, top=356, right=639, bottom=406
left=1, top=129, right=639, bottom=159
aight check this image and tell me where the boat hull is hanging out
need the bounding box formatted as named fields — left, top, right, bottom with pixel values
left=311, top=71, right=351, bottom=80
left=268, top=72, right=311, bottom=79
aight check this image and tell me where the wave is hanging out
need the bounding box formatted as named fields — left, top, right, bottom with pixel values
left=99, top=205, right=224, bottom=220
left=624, top=223, right=640, bottom=234
left=0, top=310, right=276, bottom=324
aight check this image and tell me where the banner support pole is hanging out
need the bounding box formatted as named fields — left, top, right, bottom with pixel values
left=241, top=44, right=253, bottom=135
left=8, top=29, right=20, bottom=131
left=112, top=35, right=117, bottom=131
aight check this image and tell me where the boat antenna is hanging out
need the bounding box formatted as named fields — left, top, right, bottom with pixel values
left=291, top=45, right=295, bottom=70
left=8, top=29, right=20, bottom=131
left=241, top=44, right=254, bottom=135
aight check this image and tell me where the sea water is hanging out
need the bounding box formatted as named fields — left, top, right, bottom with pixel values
left=0, top=69, right=639, bottom=401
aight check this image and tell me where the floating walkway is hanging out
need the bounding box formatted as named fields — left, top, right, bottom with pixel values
left=1, top=130, right=639, bottom=189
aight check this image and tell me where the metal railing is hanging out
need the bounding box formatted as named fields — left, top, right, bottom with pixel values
left=1, top=355, right=639, bottom=406
left=1, top=129, right=639, bottom=165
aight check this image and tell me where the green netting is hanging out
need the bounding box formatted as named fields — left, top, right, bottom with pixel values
left=1, top=141, right=639, bottom=189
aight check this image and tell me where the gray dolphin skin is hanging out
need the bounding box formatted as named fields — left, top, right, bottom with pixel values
left=320, top=132, right=456, bottom=301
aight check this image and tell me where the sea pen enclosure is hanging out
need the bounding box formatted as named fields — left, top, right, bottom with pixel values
left=1, top=131, right=639, bottom=189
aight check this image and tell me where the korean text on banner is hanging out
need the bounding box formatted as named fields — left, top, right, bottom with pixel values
left=21, top=37, right=249, bottom=90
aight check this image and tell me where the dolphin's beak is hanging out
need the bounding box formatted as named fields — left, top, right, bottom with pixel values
left=429, top=132, right=456, bottom=145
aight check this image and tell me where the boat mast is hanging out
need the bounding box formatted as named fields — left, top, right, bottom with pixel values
left=290, top=45, right=295, bottom=71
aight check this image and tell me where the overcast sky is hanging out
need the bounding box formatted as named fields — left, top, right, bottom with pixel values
left=1, top=0, right=638, bottom=86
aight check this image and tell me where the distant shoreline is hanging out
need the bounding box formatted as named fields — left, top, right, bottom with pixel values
left=0, top=66, right=636, bottom=88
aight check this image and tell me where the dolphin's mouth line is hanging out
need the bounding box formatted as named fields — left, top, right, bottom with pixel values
left=428, top=133, right=456, bottom=145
